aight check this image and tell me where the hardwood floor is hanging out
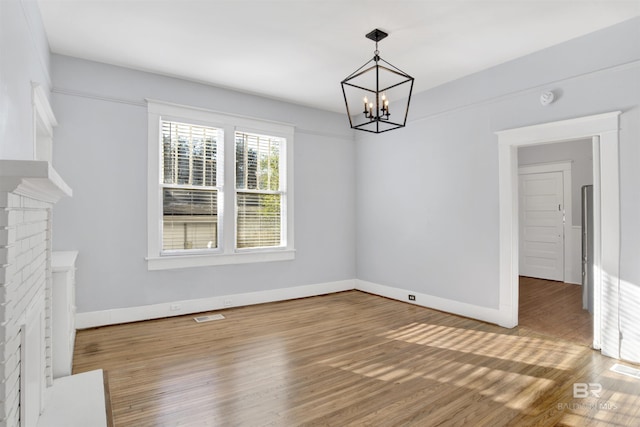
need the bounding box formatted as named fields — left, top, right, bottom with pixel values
left=519, top=276, right=593, bottom=347
left=73, top=291, right=640, bottom=426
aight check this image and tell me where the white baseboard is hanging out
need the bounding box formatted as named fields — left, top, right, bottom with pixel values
left=75, top=279, right=356, bottom=329
left=355, top=279, right=504, bottom=326
left=76, top=278, right=507, bottom=329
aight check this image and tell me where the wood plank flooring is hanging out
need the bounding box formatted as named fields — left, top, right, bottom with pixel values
left=519, top=276, right=592, bottom=347
left=73, top=291, right=640, bottom=426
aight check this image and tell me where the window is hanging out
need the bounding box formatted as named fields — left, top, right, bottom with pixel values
left=147, top=100, right=294, bottom=270
left=235, top=132, right=284, bottom=249
left=161, top=121, right=222, bottom=252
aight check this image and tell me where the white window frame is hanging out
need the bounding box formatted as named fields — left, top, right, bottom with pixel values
left=146, top=100, right=295, bottom=270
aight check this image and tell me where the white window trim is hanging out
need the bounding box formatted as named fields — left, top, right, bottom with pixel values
left=146, top=100, right=295, bottom=270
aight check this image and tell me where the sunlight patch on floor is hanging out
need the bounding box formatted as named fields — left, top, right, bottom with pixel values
left=321, top=355, right=557, bottom=412
left=380, top=322, right=582, bottom=369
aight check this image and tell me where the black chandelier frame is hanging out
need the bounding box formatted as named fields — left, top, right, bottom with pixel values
left=341, top=29, right=415, bottom=134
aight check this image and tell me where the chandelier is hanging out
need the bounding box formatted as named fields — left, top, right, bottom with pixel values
left=341, top=29, right=414, bottom=134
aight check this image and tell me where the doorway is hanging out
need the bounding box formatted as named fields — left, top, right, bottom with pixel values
left=496, top=111, right=621, bottom=358
left=516, top=142, right=593, bottom=345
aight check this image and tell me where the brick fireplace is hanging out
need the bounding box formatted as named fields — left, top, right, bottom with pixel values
left=0, top=160, right=71, bottom=427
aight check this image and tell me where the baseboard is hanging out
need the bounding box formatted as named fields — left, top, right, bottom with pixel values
left=76, top=278, right=507, bottom=329
left=75, top=279, right=357, bottom=329
left=355, top=279, right=504, bottom=326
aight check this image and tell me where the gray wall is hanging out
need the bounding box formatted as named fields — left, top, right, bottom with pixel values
left=356, top=18, right=640, bottom=361
left=518, top=138, right=593, bottom=226
left=51, top=55, right=356, bottom=313
left=0, top=0, right=52, bottom=160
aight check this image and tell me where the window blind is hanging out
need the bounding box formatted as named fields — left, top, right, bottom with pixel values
left=161, top=120, right=221, bottom=251
left=162, top=120, right=218, bottom=187
left=235, top=132, right=284, bottom=249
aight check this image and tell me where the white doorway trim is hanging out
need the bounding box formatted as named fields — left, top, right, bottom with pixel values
left=496, top=111, right=620, bottom=357
left=518, top=161, right=573, bottom=282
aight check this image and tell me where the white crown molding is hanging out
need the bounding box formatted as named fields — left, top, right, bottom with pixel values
left=0, top=160, right=72, bottom=203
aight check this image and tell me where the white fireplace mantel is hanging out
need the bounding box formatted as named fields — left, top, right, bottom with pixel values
left=0, top=160, right=72, bottom=203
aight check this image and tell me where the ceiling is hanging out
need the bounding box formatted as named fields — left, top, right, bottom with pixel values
left=37, top=1, right=639, bottom=113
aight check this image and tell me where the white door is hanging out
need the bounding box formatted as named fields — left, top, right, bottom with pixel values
left=519, top=171, right=564, bottom=281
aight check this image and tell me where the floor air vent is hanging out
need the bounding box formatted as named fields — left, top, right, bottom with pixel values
left=610, top=363, right=640, bottom=379
left=194, top=314, right=225, bottom=323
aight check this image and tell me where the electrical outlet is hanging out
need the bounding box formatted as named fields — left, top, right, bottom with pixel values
left=170, top=303, right=181, bottom=311
left=408, top=295, right=416, bottom=301
left=223, top=299, right=233, bottom=308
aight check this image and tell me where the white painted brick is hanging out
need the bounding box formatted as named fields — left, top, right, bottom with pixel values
left=33, top=222, right=45, bottom=237
left=26, top=225, right=35, bottom=239
left=0, top=378, right=19, bottom=419
left=14, top=225, right=25, bottom=241
left=0, top=247, right=15, bottom=266
left=14, top=253, right=26, bottom=273
left=0, top=265, right=15, bottom=286
left=22, top=197, right=43, bottom=209
left=0, top=211, right=17, bottom=228
left=23, top=211, right=37, bottom=223
left=0, top=231, right=11, bottom=245
left=0, top=355, right=19, bottom=401
left=0, top=193, right=9, bottom=209
left=4, top=272, right=19, bottom=294
left=9, top=272, right=21, bottom=288
left=0, top=280, right=16, bottom=306
left=0, top=305, right=11, bottom=327
left=0, top=192, right=57, bottom=426
left=19, top=224, right=28, bottom=240
left=6, top=194, right=20, bottom=209
left=13, top=211, right=22, bottom=227
left=0, top=352, right=16, bottom=381
left=34, top=242, right=47, bottom=258
left=16, top=239, right=26, bottom=256
left=29, top=232, right=45, bottom=249
left=25, top=210, right=48, bottom=224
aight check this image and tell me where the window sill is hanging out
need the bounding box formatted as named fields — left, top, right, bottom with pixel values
left=146, top=249, right=296, bottom=270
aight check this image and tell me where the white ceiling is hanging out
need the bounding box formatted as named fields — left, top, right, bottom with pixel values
left=37, top=0, right=639, bottom=113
